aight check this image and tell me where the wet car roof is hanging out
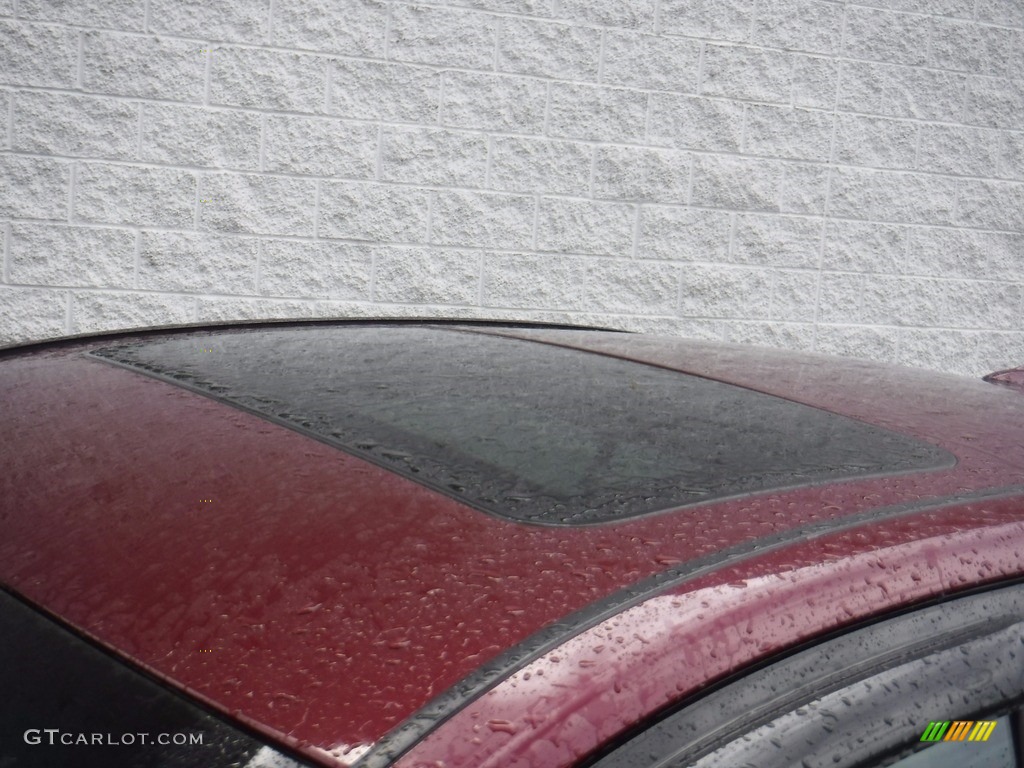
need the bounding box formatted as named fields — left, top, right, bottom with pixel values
left=2, top=322, right=1023, bottom=763
left=89, top=325, right=952, bottom=525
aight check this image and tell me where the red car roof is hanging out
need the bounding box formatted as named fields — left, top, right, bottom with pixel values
left=2, top=322, right=1023, bottom=766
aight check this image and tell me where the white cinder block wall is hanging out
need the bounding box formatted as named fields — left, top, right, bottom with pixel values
left=1, top=0, right=1022, bottom=375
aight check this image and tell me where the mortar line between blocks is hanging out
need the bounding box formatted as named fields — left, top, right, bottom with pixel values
left=822, top=8, right=846, bottom=227
left=375, top=125, right=384, bottom=181
left=485, top=135, right=494, bottom=188
left=193, top=174, right=201, bottom=230
left=811, top=218, right=827, bottom=352
left=256, top=239, right=262, bottom=294
left=685, top=154, right=695, bottom=205
left=675, top=259, right=684, bottom=317
left=259, top=114, right=267, bottom=172
left=789, top=57, right=797, bottom=108
left=630, top=204, right=641, bottom=259
left=3, top=221, right=10, bottom=283
left=643, top=93, right=652, bottom=144
left=314, top=179, right=321, bottom=240
left=77, top=32, right=85, bottom=89
left=727, top=212, right=738, bottom=261
left=588, top=148, right=597, bottom=198
left=323, top=59, right=331, bottom=113
left=740, top=104, right=749, bottom=154
left=913, top=121, right=923, bottom=170
left=816, top=34, right=843, bottom=349
left=902, top=211, right=913, bottom=276
left=696, top=42, right=707, bottom=95
left=477, top=252, right=485, bottom=306
left=425, top=191, right=434, bottom=245
left=6, top=94, right=13, bottom=150
left=437, top=71, right=445, bottom=127
left=493, top=17, right=501, bottom=72
left=136, top=103, right=143, bottom=157
left=67, top=163, right=76, bottom=224
left=133, top=230, right=141, bottom=289
left=368, top=245, right=376, bottom=302
left=543, top=82, right=552, bottom=134
left=204, top=43, right=213, bottom=106
left=531, top=194, right=540, bottom=251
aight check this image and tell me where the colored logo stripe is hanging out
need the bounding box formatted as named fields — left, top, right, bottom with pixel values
left=920, top=722, right=950, bottom=742
left=968, top=721, right=997, bottom=742
left=944, top=721, right=973, bottom=741
left=920, top=721, right=996, bottom=742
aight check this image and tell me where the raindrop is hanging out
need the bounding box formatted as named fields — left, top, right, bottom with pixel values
left=487, top=719, right=517, bottom=735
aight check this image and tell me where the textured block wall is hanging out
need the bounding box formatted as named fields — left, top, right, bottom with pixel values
left=1, top=0, right=1022, bottom=375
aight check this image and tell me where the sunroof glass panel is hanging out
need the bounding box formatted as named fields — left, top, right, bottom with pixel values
left=90, top=326, right=954, bottom=525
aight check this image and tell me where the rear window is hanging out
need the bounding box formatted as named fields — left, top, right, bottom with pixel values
left=90, top=325, right=953, bottom=525
left=0, top=588, right=309, bottom=768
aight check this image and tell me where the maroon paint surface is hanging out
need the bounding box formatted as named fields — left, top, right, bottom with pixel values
left=2, top=328, right=1023, bottom=764
left=398, top=500, right=1024, bottom=767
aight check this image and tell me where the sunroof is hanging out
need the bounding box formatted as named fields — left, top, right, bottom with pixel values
left=90, top=325, right=953, bottom=525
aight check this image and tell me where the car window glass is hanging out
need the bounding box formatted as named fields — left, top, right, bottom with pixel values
left=0, top=589, right=309, bottom=768
left=591, top=585, right=1024, bottom=768
left=683, top=625, right=1023, bottom=768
